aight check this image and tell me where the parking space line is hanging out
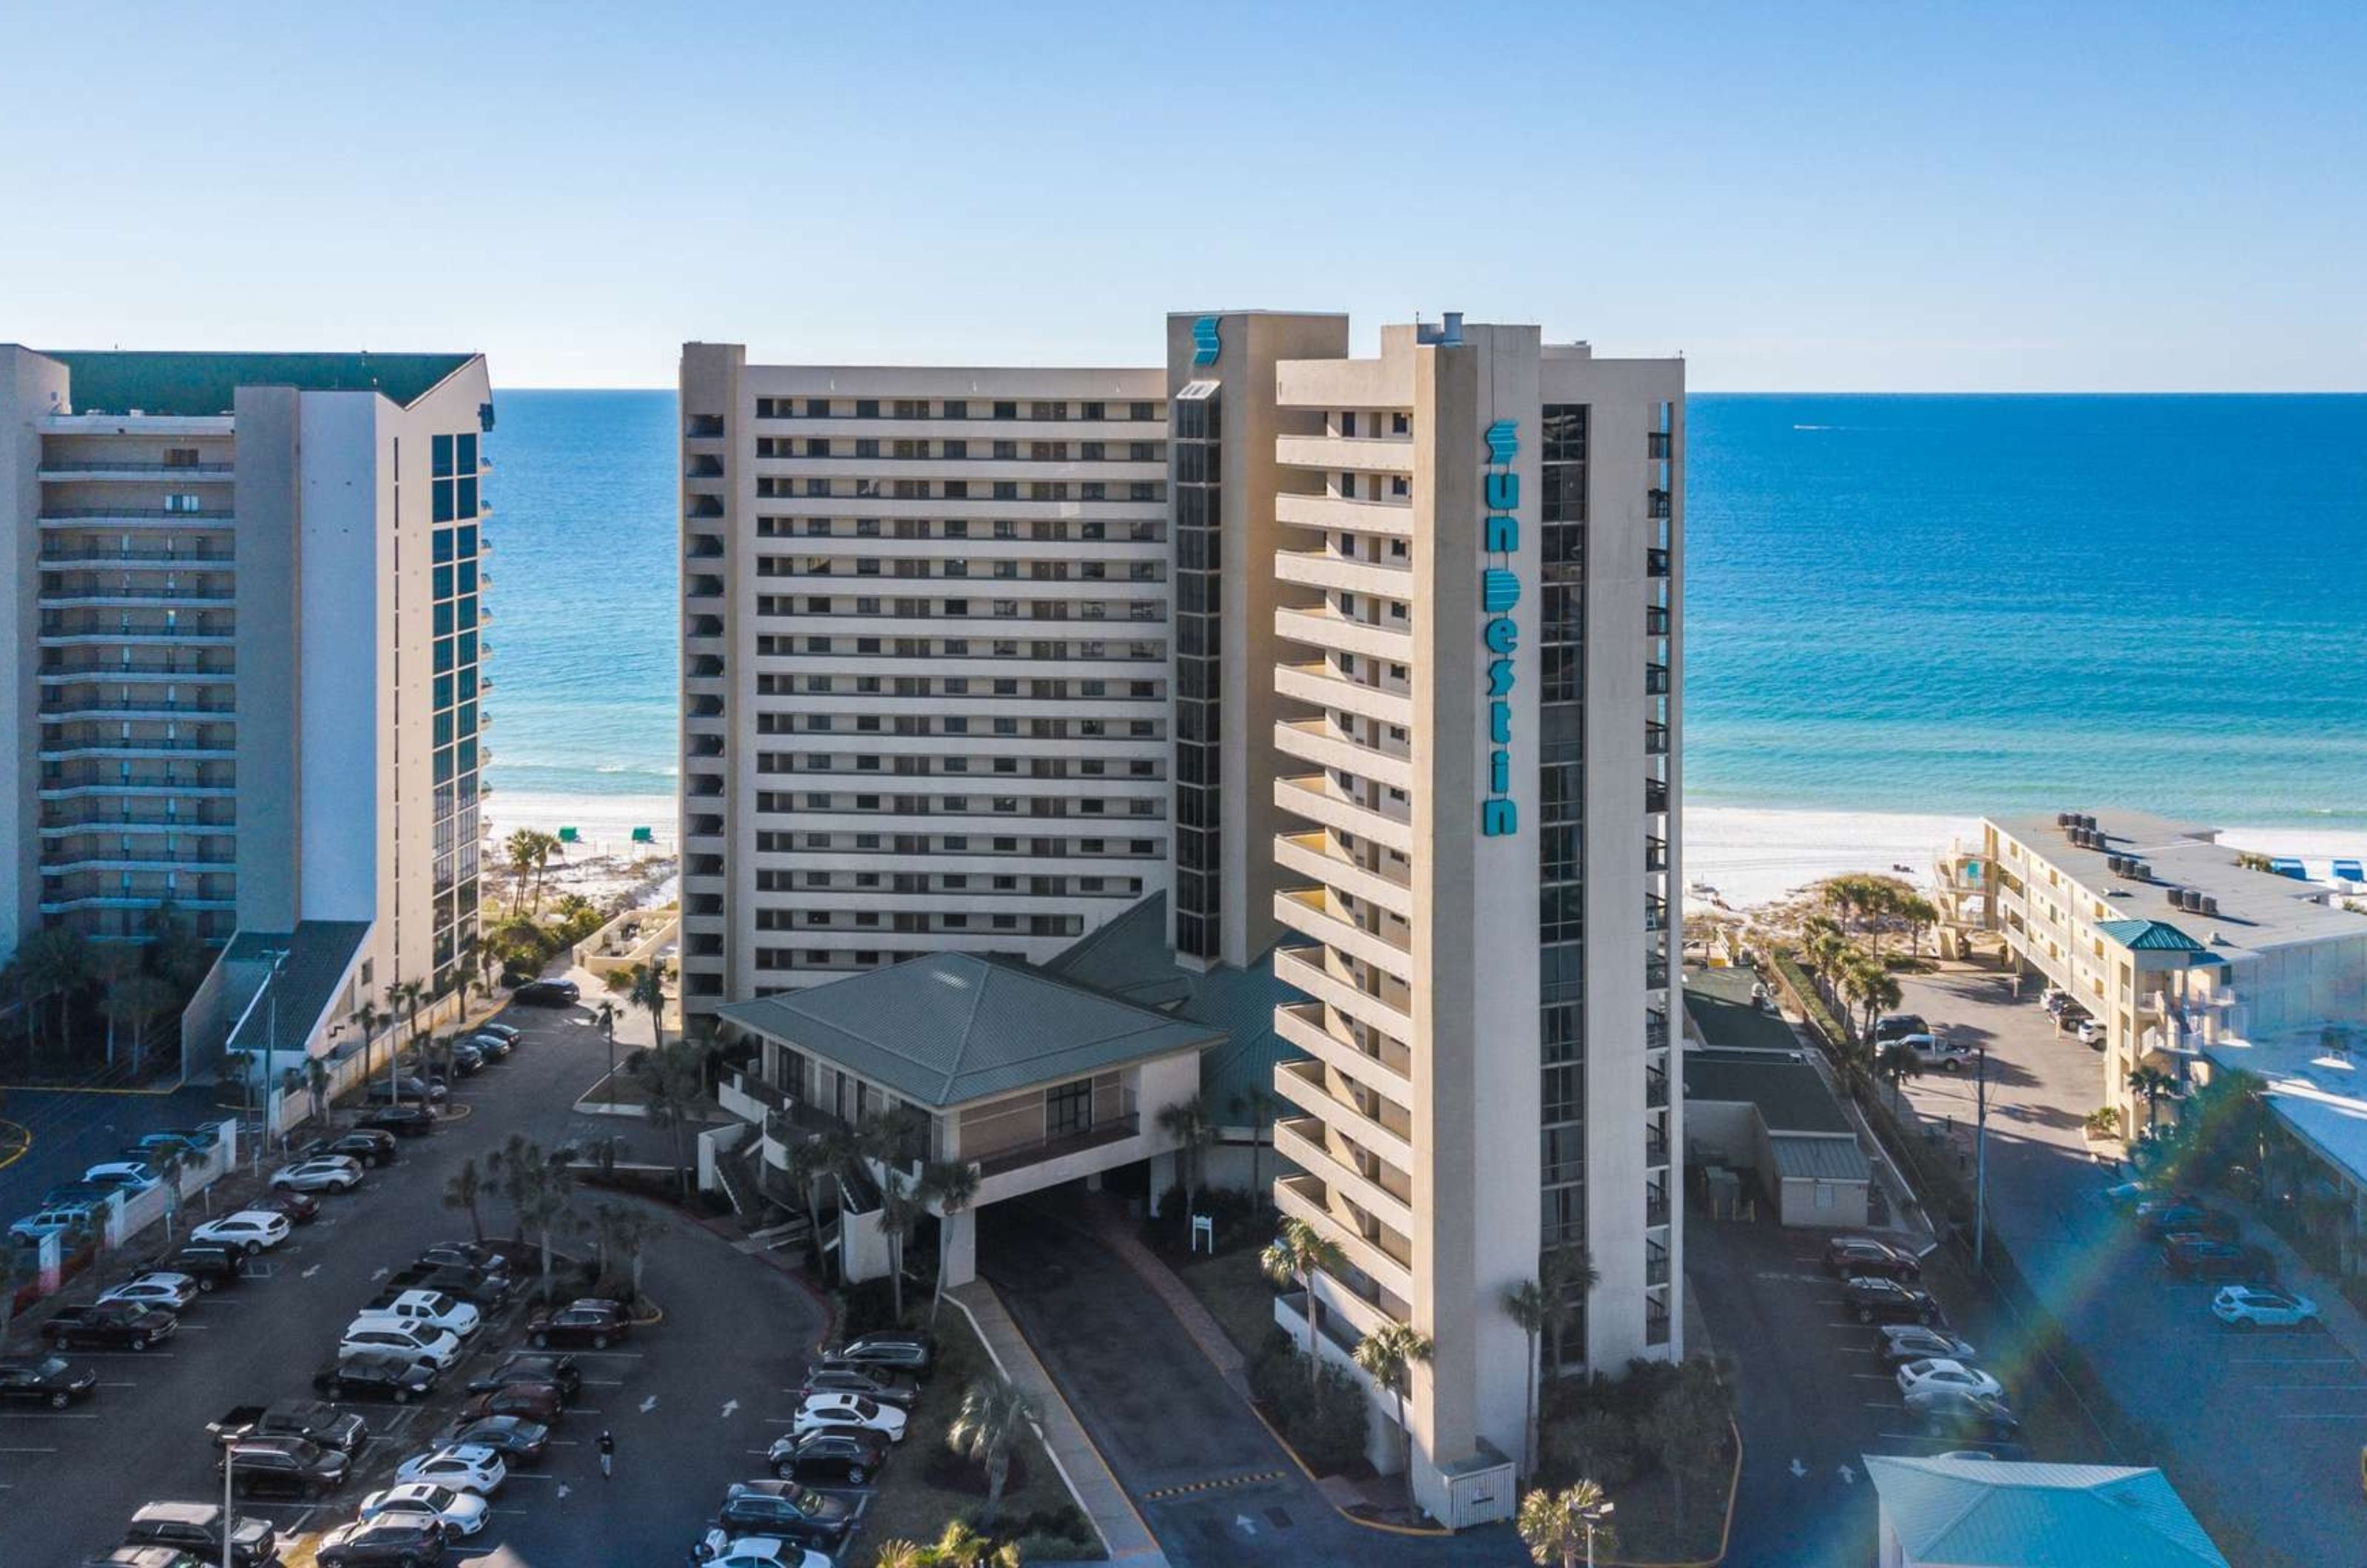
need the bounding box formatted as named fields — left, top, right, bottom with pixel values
left=0, top=1412, right=99, bottom=1420
left=579, top=1379, right=626, bottom=1388
left=0, top=1445, right=59, bottom=1453
left=2277, top=1413, right=2365, bottom=1421
left=2232, top=1356, right=2354, bottom=1365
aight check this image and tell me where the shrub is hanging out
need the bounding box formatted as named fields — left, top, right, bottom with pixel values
left=838, top=1276, right=903, bottom=1338
left=1249, top=1339, right=1370, bottom=1473
left=1007, top=1533, right=1102, bottom=1562
left=1544, top=1407, right=1637, bottom=1489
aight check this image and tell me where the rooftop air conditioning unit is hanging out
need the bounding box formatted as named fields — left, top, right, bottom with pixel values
left=2202, top=895, right=2219, bottom=916
left=2057, top=812, right=2075, bottom=828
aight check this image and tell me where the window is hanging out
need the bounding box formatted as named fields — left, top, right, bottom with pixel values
left=1047, top=1079, right=1093, bottom=1137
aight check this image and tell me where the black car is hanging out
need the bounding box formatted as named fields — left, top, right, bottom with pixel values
left=316, top=1518, right=448, bottom=1568
left=2163, top=1237, right=2276, bottom=1281
left=46, top=1302, right=178, bottom=1352
left=314, top=1348, right=439, bottom=1403
left=2136, top=1201, right=2241, bottom=1241
left=87, top=1548, right=201, bottom=1568
left=429, top=1414, right=550, bottom=1463
left=1843, top=1276, right=1941, bottom=1325
left=1873, top=1013, right=1929, bottom=1043
left=799, top=1365, right=918, bottom=1409
left=527, top=1297, right=629, bottom=1349
left=355, top=1105, right=438, bottom=1138
left=166, top=1244, right=248, bottom=1290
left=302, top=1131, right=399, bottom=1169
left=220, top=1435, right=350, bottom=1498
left=1906, top=1386, right=2022, bottom=1442
left=511, top=979, right=580, bottom=1007
left=122, top=1502, right=277, bottom=1568
left=419, top=1239, right=509, bottom=1274
left=0, top=1354, right=98, bottom=1408
left=459, top=1030, right=513, bottom=1061
left=769, top=1429, right=891, bottom=1486
left=379, top=1263, right=513, bottom=1308
left=447, top=1040, right=486, bottom=1074
left=713, top=1479, right=857, bottom=1547
left=363, top=1075, right=448, bottom=1106
left=1822, top=1236, right=1922, bottom=1281
left=467, top=1351, right=581, bottom=1400
left=818, top=1331, right=933, bottom=1378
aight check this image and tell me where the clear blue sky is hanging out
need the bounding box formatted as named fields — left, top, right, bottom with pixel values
left=4, top=1, right=2360, bottom=390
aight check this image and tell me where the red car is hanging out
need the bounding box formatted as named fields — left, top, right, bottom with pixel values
left=527, top=1299, right=630, bottom=1350
left=254, top=1190, right=321, bottom=1225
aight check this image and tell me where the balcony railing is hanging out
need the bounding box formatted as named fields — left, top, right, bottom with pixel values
left=42, top=461, right=234, bottom=476
left=974, top=1113, right=1139, bottom=1177
left=41, top=509, right=235, bottom=523
left=1645, top=1197, right=1671, bottom=1227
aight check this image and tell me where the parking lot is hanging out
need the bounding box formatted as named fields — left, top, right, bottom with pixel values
left=1889, top=961, right=2367, bottom=1568
left=1, top=986, right=835, bottom=1567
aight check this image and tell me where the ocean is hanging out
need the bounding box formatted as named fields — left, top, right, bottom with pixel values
left=481, top=391, right=2367, bottom=834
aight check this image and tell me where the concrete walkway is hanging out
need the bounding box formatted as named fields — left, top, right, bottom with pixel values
left=1084, top=1206, right=1253, bottom=1399
left=948, top=1278, right=1172, bottom=1568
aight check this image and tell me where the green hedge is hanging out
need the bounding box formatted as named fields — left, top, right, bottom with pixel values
left=1248, top=1331, right=1370, bottom=1473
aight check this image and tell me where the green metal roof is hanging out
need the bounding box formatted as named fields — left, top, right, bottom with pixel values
left=2095, top=919, right=2207, bottom=953
left=46, top=351, right=477, bottom=416
left=1686, top=967, right=1803, bottom=1054
left=1863, top=1456, right=2228, bottom=1567
left=718, top=950, right=1223, bottom=1109
left=1684, top=1048, right=1855, bottom=1135
left=1769, top=1134, right=1871, bottom=1183
left=225, top=920, right=372, bottom=1055
left=1045, top=891, right=1309, bottom=1121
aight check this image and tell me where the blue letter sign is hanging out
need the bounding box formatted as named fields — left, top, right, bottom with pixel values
left=1481, top=419, right=1520, bottom=837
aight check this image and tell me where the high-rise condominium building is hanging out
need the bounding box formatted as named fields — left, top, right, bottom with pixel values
left=680, top=314, right=1681, bottom=1524
left=1, top=346, right=494, bottom=1080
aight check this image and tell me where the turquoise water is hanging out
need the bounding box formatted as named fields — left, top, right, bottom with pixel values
left=482, top=391, right=2367, bottom=827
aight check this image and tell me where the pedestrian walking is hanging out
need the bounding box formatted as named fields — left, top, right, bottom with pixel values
left=598, top=1428, right=615, bottom=1479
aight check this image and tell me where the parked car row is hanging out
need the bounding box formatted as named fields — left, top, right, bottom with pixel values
left=1865, top=1322, right=2025, bottom=1443
left=9, top=1126, right=226, bottom=1243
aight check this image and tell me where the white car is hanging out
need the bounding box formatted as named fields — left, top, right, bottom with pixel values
left=1895, top=1357, right=2006, bottom=1400
left=83, top=1161, right=163, bottom=1193
left=366, top=1290, right=481, bottom=1339
left=2212, top=1285, right=2320, bottom=1328
left=96, top=1272, right=202, bottom=1314
left=2075, top=1016, right=2105, bottom=1046
left=270, top=1156, right=362, bottom=1193
left=359, top=1481, right=489, bottom=1537
left=694, top=1532, right=831, bottom=1568
left=189, top=1211, right=292, bottom=1254
left=395, top=1443, right=508, bottom=1495
left=342, top=1320, right=464, bottom=1370
left=791, top=1390, right=908, bottom=1443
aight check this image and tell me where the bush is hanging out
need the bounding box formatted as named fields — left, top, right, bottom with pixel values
left=1006, top=1533, right=1101, bottom=1562
left=1249, top=1337, right=1370, bottom=1474
left=837, top=1276, right=903, bottom=1338
left=1544, top=1407, right=1637, bottom=1489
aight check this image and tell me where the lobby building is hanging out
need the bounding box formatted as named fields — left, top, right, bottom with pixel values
left=682, top=311, right=1684, bottom=1526
left=1, top=346, right=495, bottom=1081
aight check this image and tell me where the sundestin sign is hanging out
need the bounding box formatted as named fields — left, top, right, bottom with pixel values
left=1481, top=418, right=1520, bottom=837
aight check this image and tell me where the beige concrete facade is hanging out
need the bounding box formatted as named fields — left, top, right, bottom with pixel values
left=678, top=314, right=1685, bottom=1530
left=0, top=345, right=493, bottom=1075
left=677, top=346, right=1175, bottom=1020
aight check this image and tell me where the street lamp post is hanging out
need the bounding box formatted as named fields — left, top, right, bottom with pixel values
left=1584, top=1496, right=1615, bottom=1568
left=1973, top=1041, right=1990, bottom=1271
left=601, top=1002, right=618, bottom=1106
left=220, top=1443, right=237, bottom=1568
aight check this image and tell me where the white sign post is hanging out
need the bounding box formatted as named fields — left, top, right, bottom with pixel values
left=1190, top=1214, right=1215, bottom=1255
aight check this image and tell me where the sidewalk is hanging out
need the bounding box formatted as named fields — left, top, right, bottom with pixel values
left=948, top=1278, right=1170, bottom=1568
left=1083, top=1204, right=1251, bottom=1399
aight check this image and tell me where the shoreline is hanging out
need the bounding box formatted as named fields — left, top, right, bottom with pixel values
left=477, top=785, right=2367, bottom=916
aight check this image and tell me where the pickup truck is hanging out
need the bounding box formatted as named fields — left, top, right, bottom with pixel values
left=206, top=1397, right=372, bottom=1459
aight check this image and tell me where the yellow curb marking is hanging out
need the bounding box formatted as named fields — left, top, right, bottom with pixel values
left=0, top=1119, right=30, bottom=1174
left=1141, top=1469, right=1286, bottom=1501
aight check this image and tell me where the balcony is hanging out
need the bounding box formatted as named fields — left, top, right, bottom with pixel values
left=41, top=660, right=234, bottom=682
left=974, top=1113, right=1141, bottom=1178
left=41, top=461, right=234, bottom=479
left=1273, top=717, right=1411, bottom=791
left=41, top=547, right=234, bottom=566
left=1275, top=1174, right=1414, bottom=1303
left=1646, top=1195, right=1671, bottom=1228
left=1273, top=830, right=1412, bottom=918
left=1274, top=490, right=1415, bottom=537
left=1274, top=774, right=1413, bottom=854
left=1272, top=957, right=1415, bottom=1066
left=1274, top=1058, right=1414, bottom=1175
left=1274, top=434, right=1416, bottom=474
left=1274, top=888, right=1412, bottom=980
left=1274, top=548, right=1413, bottom=601
left=1273, top=660, right=1412, bottom=729
left=41, top=509, right=236, bottom=527
left=1274, top=604, right=1413, bottom=665
left=1273, top=1117, right=1415, bottom=1237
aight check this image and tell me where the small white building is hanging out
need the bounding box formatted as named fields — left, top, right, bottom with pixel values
left=1865, top=1454, right=2227, bottom=1567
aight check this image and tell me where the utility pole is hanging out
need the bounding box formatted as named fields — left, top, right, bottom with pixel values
left=1973, top=1041, right=1990, bottom=1271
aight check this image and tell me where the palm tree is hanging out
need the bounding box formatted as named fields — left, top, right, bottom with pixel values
left=595, top=1203, right=662, bottom=1300
left=946, top=1371, right=1039, bottom=1520
left=1260, top=1218, right=1346, bottom=1393
left=305, top=1057, right=331, bottom=1129
left=145, top=898, right=211, bottom=990
left=1517, top=1479, right=1616, bottom=1568
left=1876, top=1039, right=1922, bottom=1114
left=152, top=1142, right=191, bottom=1243
left=1229, top=1084, right=1278, bottom=1209
left=1638, top=1358, right=1729, bottom=1535
left=876, top=1167, right=927, bottom=1326
left=869, top=1541, right=929, bottom=1568
left=1351, top=1321, right=1432, bottom=1496
left=351, top=1002, right=391, bottom=1106
left=1502, top=1277, right=1549, bottom=1481
left=382, top=979, right=413, bottom=1101
left=505, top=828, right=556, bottom=916
left=510, top=1143, right=578, bottom=1290
left=920, top=1158, right=981, bottom=1329
left=445, top=1156, right=487, bottom=1243
left=17, top=925, right=91, bottom=1064
left=607, top=959, right=671, bottom=1056
left=487, top=1132, right=535, bottom=1246
left=2128, top=1064, right=2181, bottom=1132
left=632, top=1038, right=709, bottom=1200
left=1156, top=1092, right=1215, bottom=1220
left=1539, top=1246, right=1596, bottom=1384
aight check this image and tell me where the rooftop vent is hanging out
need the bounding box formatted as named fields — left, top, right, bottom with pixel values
left=2202, top=895, right=2219, bottom=916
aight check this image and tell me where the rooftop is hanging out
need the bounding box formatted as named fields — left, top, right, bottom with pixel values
left=1045, top=891, right=1306, bottom=1121
left=1686, top=967, right=1803, bottom=1054
left=1992, top=809, right=2367, bottom=956
left=2204, top=1028, right=2367, bottom=1195
left=717, top=950, right=1222, bottom=1110
left=1683, top=1047, right=1856, bottom=1137
left=36, top=350, right=479, bottom=416
left=1863, top=1454, right=2227, bottom=1567
left=223, top=921, right=372, bottom=1056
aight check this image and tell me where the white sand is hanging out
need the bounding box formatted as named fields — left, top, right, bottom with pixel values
left=484, top=791, right=678, bottom=858
left=1686, top=806, right=2367, bottom=914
